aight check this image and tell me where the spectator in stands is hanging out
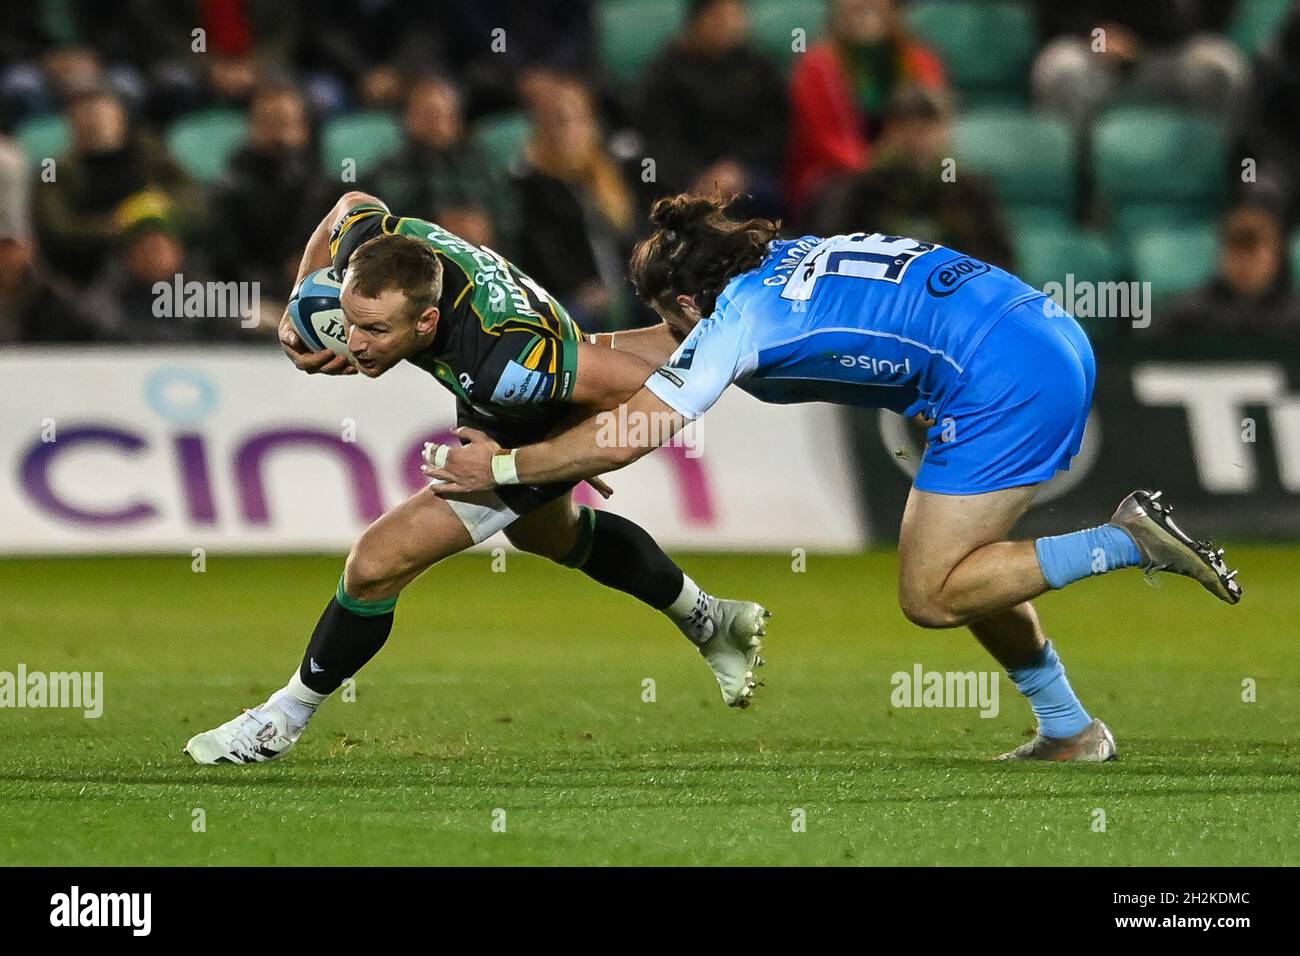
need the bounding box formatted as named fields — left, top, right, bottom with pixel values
left=0, top=137, right=96, bottom=343
left=298, top=0, right=442, bottom=114
left=635, top=0, right=787, bottom=219
left=440, top=0, right=597, bottom=117
left=209, top=82, right=331, bottom=302
left=1157, top=201, right=1300, bottom=340
left=32, top=88, right=204, bottom=285
left=1244, top=7, right=1300, bottom=222
left=366, top=74, right=514, bottom=250
left=787, top=0, right=946, bottom=214
left=511, top=75, right=641, bottom=332
left=807, top=85, right=1014, bottom=269
left=0, top=4, right=142, bottom=122
left=130, top=0, right=299, bottom=123
left=1031, top=0, right=1249, bottom=131
left=84, top=193, right=240, bottom=343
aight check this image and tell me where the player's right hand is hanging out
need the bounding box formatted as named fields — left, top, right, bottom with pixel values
left=278, top=309, right=355, bottom=375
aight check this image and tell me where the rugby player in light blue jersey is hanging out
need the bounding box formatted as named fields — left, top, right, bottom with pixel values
left=425, top=193, right=1244, bottom=762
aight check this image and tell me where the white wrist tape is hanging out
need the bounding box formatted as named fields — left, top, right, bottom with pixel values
left=424, top=442, right=450, bottom=468
left=491, top=449, right=521, bottom=485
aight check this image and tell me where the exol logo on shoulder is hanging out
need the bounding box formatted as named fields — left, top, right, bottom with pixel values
left=926, top=257, right=989, bottom=297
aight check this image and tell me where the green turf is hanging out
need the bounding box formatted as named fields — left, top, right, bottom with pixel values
left=1, top=548, right=1296, bottom=866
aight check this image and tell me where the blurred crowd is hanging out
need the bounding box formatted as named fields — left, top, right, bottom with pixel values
left=2, top=0, right=1299, bottom=345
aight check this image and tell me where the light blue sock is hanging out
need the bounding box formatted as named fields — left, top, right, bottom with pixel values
left=1007, top=640, right=1092, bottom=739
left=1035, top=524, right=1141, bottom=589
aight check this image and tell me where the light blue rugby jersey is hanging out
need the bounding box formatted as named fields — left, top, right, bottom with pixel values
left=645, top=233, right=1047, bottom=420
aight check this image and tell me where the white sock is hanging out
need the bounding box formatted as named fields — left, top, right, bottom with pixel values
left=268, top=671, right=328, bottom=734
left=665, top=575, right=713, bottom=643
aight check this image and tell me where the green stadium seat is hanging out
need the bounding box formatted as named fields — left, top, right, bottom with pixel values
left=954, top=108, right=1077, bottom=224
left=904, top=0, right=1036, bottom=105
left=598, top=0, right=686, bottom=86
left=1228, top=0, right=1292, bottom=55
left=1015, top=226, right=1122, bottom=290
left=1112, top=204, right=1216, bottom=240
left=1015, top=226, right=1124, bottom=338
left=321, top=111, right=403, bottom=179
left=473, top=111, right=531, bottom=176
left=750, top=0, right=826, bottom=67
left=1291, top=231, right=1300, bottom=281
left=1003, top=206, right=1072, bottom=233
left=1092, top=106, right=1228, bottom=236
left=14, top=115, right=70, bottom=163
left=1129, top=224, right=1219, bottom=300
left=166, top=109, right=249, bottom=183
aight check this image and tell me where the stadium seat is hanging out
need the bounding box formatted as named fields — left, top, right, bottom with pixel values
left=1227, top=0, right=1292, bottom=55
left=1015, top=226, right=1124, bottom=338
left=597, top=0, right=686, bottom=86
left=320, top=111, right=403, bottom=179
left=904, top=0, right=1036, bottom=106
left=1092, top=106, right=1228, bottom=237
left=1002, top=206, right=1072, bottom=233
left=473, top=111, right=531, bottom=176
left=1111, top=204, right=1217, bottom=240
left=953, top=108, right=1077, bottom=226
left=1291, top=231, right=1300, bottom=281
left=1015, top=226, right=1123, bottom=290
left=750, top=0, right=826, bottom=67
left=166, top=109, right=249, bottom=183
left=14, top=115, right=70, bottom=163
left=1128, top=224, right=1220, bottom=300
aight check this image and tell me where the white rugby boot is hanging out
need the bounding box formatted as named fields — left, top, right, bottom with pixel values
left=679, top=597, right=770, bottom=708
left=185, top=701, right=303, bottom=765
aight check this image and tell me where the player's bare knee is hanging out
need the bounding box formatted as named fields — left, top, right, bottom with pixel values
left=898, top=591, right=962, bottom=630
left=343, top=543, right=401, bottom=602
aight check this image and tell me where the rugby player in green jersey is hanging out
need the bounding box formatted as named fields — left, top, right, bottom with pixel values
left=186, top=192, right=769, bottom=764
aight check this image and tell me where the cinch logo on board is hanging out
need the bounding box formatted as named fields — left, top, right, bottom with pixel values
left=15, top=366, right=719, bottom=531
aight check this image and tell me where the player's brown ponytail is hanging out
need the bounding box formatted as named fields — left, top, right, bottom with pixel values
left=630, top=194, right=780, bottom=317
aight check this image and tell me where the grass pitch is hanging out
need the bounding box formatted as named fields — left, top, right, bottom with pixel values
left=1, top=547, right=1296, bottom=866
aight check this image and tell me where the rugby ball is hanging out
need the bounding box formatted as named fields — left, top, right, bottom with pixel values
left=288, top=267, right=352, bottom=358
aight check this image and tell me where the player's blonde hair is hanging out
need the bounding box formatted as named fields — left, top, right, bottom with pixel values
left=349, top=235, right=443, bottom=320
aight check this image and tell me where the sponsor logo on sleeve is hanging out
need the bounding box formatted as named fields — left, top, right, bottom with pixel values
left=491, top=360, right=550, bottom=405
left=926, top=257, right=990, bottom=297
left=655, top=367, right=686, bottom=389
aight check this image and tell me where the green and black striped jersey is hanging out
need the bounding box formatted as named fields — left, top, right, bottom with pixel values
left=329, top=202, right=583, bottom=439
